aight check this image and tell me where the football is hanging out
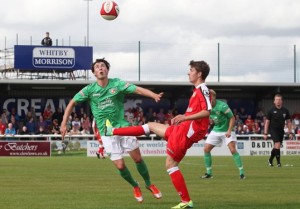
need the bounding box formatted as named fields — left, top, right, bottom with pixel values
left=100, top=1, right=119, bottom=21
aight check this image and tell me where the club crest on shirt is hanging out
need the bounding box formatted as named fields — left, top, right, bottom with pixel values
left=283, top=113, right=286, bottom=118
left=110, top=88, right=117, bottom=94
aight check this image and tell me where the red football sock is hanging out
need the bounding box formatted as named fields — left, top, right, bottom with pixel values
left=113, top=126, right=145, bottom=136
left=169, top=169, right=191, bottom=202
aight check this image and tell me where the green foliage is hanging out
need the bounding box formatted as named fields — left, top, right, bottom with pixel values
left=0, top=156, right=299, bottom=209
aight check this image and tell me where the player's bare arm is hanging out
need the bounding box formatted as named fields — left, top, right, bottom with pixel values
left=172, top=110, right=210, bottom=125
left=263, top=119, right=270, bottom=140
left=134, top=86, right=163, bottom=102
left=226, top=116, right=235, bottom=138
left=60, top=99, right=76, bottom=139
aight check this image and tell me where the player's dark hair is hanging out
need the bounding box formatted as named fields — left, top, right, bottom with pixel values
left=91, top=58, right=110, bottom=72
left=189, top=60, right=210, bottom=80
left=274, top=93, right=283, bottom=99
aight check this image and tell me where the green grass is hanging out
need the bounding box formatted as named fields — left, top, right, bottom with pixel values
left=0, top=155, right=299, bottom=209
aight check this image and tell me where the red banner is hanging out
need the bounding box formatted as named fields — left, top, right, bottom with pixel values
left=0, top=141, right=50, bottom=157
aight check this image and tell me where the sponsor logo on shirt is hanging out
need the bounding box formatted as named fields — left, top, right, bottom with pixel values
left=92, top=93, right=101, bottom=97
left=203, top=89, right=209, bottom=96
left=98, top=98, right=114, bottom=110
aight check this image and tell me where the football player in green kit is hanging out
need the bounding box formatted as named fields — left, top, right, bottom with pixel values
left=60, top=58, right=162, bottom=203
left=201, top=89, right=246, bottom=180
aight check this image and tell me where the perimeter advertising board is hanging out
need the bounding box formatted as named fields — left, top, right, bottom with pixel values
left=0, top=141, right=50, bottom=157
left=87, top=139, right=300, bottom=157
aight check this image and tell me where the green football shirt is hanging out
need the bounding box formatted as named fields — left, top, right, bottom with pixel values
left=210, top=100, right=234, bottom=132
left=73, top=78, right=136, bottom=135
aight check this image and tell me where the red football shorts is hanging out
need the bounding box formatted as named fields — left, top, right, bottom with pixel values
left=165, top=123, right=206, bottom=162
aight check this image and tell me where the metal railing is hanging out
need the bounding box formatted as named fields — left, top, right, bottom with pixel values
left=1, top=134, right=298, bottom=141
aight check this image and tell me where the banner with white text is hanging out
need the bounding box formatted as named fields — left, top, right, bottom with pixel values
left=14, top=45, right=92, bottom=70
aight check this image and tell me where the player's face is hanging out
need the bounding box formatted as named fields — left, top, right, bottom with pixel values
left=274, top=96, right=283, bottom=108
left=188, top=67, right=200, bottom=84
left=93, top=62, right=109, bottom=80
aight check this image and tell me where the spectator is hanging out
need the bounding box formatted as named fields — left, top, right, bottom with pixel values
left=242, top=125, right=252, bottom=135
left=292, top=114, right=300, bottom=128
left=236, top=124, right=245, bottom=135
left=124, top=108, right=134, bottom=124
left=9, top=107, right=20, bottom=122
left=36, top=126, right=49, bottom=135
left=238, top=107, right=248, bottom=122
left=26, top=117, right=37, bottom=134
left=147, top=111, right=158, bottom=122
left=71, top=116, right=81, bottom=131
left=165, top=109, right=174, bottom=125
left=69, top=125, right=81, bottom=135
left=19, top=126, right=30, bottom=140
left=255, top=108, right=265, bottom=122
left=41, top=32, right=52, bottom=46
left=78, top=107, right=86, bottom=120
left=252, top=121, right=261, bottom=134
left=245, top=115, right=254, bottom=132
left=52, top=107, right=64, bottom=124
left=5, top=123, right=16, bottom=140
left=1, top=109, right=9, bottom=125
left=232, top=108, right=239, bottom=117
left=30, top=107, right=37, bottom=122
left=35, top=126, right=49, bottom=140
left=145, top=107, right=154, bottom=122
left=37, top=115, right=48, bottom=131
left=157, top=108, right=166, bottom=123
left=50, top=119, right=60, bottom=140
left=43, top=104, right=53, bottom=126
left=24, top=110, right=33, bottom=124
left=0, top=120, right=6, bottom=135
left=81, top=113, right=91, bottom=133
left=10, top=115, right=19, bottom=134
left=234, top=114, right=243, bottom=128
left=292, top=110, right=300, bottom=120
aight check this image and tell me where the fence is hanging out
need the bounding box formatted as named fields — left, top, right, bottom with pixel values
left=0, top=133, right=299, bottom=141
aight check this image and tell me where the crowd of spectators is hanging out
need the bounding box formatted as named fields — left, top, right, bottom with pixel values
left=1, top=105, right=300, bottom=140
left=0, top=106, right=92, bottom=140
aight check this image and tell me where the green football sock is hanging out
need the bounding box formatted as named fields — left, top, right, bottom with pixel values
left=204, top=152, right=212, bottom=175
left=118, top=167, right=138, bottom=187
left=232, top=152, right=244, bottom=175
left=136, top=160, right=151, bottom=187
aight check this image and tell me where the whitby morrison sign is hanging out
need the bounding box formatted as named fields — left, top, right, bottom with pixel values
left=14, top=45, right=92, bottom=70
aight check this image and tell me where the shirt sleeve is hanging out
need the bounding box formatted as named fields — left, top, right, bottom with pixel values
left=118, top=79, right=136, bottom=94
left=73, top=86, right=90, bottom=103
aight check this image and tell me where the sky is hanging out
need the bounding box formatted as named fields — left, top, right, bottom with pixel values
left=1, top=0, right=300, bottom=82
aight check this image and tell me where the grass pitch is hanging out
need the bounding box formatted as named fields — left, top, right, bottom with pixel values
left=1, top=155, right=299, bottom=209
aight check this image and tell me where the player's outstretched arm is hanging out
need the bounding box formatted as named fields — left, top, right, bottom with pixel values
left=60, top=99, right=76, bottom=139
left=134, top=86, right=163, bottom=102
